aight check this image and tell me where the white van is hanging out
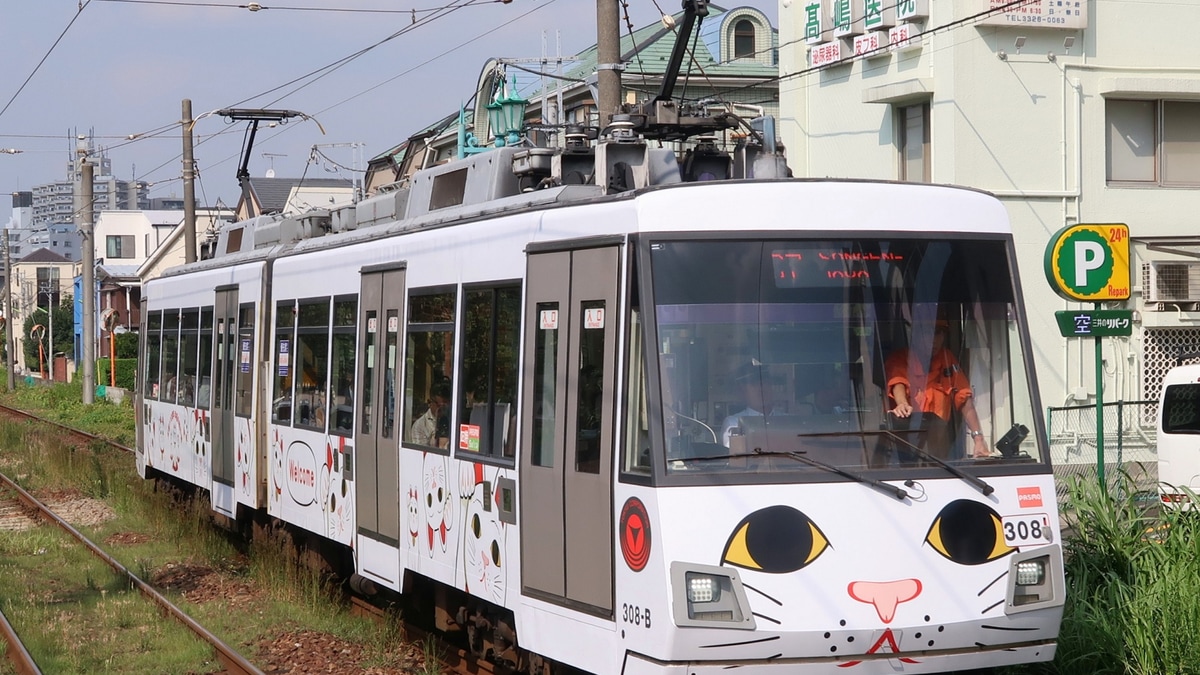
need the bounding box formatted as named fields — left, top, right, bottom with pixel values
left=1157, top=362, right=1200, bottom=507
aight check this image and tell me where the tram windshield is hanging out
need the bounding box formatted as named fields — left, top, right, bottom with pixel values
left=648, top=238, right=1041, bottom=477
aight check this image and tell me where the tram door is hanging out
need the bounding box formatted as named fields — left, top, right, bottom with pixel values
left=521, top=243, right=620, bottom=615
left=212, top=287, right=238, bottom=493
left=356, top=265, right=406, bottom=554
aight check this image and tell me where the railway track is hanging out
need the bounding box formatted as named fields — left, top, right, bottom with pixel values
left=0, top=467, right=262, bottom=675
left=0, top=403, right=516, bottom=675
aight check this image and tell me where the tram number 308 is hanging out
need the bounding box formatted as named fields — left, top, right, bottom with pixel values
left=622, top=603, right=652, bottom=628
left=1002, top=513, right=1052, bottom=545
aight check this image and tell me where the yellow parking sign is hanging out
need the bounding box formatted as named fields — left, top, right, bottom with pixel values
left=1043, top=223, right=1130, bottom=302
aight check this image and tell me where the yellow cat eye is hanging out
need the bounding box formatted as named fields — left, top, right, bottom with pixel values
left=720, top=505, right=830, bottom=573
left=925, top=499, right=1015, bottom=565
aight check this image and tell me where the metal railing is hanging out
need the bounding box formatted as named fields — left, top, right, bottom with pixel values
left=1047, top=400, right=1158, bottom=498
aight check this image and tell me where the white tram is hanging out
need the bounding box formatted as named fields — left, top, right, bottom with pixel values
left=136, top=24, right=1064, bottom=667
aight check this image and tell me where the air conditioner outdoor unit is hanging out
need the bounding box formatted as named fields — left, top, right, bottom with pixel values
left=1145, top=261, right=1200, bottom=304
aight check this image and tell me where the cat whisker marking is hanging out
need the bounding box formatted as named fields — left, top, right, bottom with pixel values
left=978, top=571, right=1008, bottom=596
left=700, top=635, right=782, bottom=649
left=981, top=624, right=1041, bottom=631
left=752, top=612, right=781, bottom=625
left=742, top=582, right=782, bottom=606
left=981, top=599, right=1005, bottom=614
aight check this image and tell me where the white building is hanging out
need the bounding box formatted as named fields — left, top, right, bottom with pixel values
left=777, top=0, right=1200, bottom=427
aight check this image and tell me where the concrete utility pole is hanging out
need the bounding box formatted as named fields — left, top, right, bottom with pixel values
left=4, top=230, right=13, bottom=391
left=79, top=136, right=96, bottom=403
left=182, top=99, right=198, bottom=264
left=596, top=0, right=622, bottom=130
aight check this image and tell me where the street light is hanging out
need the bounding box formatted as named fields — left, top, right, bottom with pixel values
left=487, top=75, right=529, bottom=148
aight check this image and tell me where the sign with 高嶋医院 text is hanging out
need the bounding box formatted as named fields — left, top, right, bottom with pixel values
left=978, top=0, right=1087, bottom=29
left=1044, top=223, right=1130, bottom=302
left=1055, top=310, right=1134, bottom=338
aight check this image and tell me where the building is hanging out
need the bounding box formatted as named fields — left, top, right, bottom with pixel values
left=777, top=1, right=1200, bottom=426
left=8, top=248, right=77, bottom=376
left=29, top=140, right=147, bottom=228
left=234, top=177, right=356, bottom=221
left=81, top=206, right=234, bottom=361
left=365, top=4, right=779, bottom=191
left=777, top=1, right=1200, bottom=473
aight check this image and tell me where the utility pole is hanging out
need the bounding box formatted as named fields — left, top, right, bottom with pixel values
left=182, top=99, right=198, bottom=264
left=596, top=0, right=622, bottom=130
left=4, top=229, right=13, bottom=391
left=79, top=136, right=96, bottom=403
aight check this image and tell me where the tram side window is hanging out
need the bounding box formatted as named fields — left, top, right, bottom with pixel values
left=329, top=297, right=357, bottom=436
left=459, top=285, right=520, bottom=459
left=575, top=300, right=606, bottom=474
left=531, top=302, right=559, bottom=468
left=178, top=309, right=199, bottom=407
left=161, top=310, right=181, bottom=404
left=235, top=304, right=255, bottom=418
left=197, top=308, right=213, bottom=410
left=144, top=311, right=162, bottom=400
left=623, top=308, right=651, bottom=475
left=273, top=300, right=295, bottom=425
left=295, top=298, right=331, bottom=431
left=405, top=289, right=456, bottom=451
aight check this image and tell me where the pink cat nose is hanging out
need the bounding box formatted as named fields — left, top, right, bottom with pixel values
left=848, top=579, right=922, bottom=623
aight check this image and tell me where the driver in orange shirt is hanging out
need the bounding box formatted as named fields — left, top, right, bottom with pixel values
left=886, top=319, right=989, bottom=460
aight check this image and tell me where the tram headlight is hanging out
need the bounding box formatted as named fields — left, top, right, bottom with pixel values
left=686, top=573, right=721, bottom=604
left=670, top=562, right=756, bottom=630
left=1015, top=560, right=1045, bottom=586
left=1005, top=546, right=1065, bottom=614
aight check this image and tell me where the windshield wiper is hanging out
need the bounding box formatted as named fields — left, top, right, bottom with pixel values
left=876, top=428, right=995, bottom=496
left=753, top=449, right=908, bottom=501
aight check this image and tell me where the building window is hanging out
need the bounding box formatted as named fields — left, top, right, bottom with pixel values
left=898, top=102, right=930, bottom=182
left=734, top=19, right=756, bottom=59
left=106, top=234, right=135, bottom=259
left=1107, top=99, right=1200, bottom=185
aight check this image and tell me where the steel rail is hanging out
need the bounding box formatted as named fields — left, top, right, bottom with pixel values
left=0, top=605, right=41, bottom=675
left=0, top=403, right=133, bottom=453
left=0, top=468, right=261, bottom=675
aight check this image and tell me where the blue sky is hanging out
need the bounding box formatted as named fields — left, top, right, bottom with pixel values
left=0, top=0, right=775, bottom=226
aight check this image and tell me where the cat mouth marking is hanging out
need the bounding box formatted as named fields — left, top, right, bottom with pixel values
left=838, top=629, right=920, bottom=668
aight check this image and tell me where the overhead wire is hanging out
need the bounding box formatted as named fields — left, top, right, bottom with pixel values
left=93, top=0, right=506, bottom=16
left=0, top=1, right=93, bottom=124
left=198, top=0, right=560, bottom=180
left=119, top=0, right=497, bottom=184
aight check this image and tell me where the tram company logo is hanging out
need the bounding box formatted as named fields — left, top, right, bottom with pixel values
left=619, top=497, right=651, bottom=572
left=1016, top=487, right=1043, bottom=509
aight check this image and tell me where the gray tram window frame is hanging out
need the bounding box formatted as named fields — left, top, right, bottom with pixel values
left=574, top=299, right=606, bottom=474
left=458, top=282, right=521, bottom=460
left=272, top=299, right=296, bottom=425
left=329, top=295, right=358, bottom=437
left=530, top=301, right=559, bottom=468
left=144, top=310, right=163, bottom=400
left=161, top=309, right=181, bottom=405
left=404, top=286, right=457, bottom=454
left=235, top=303, right=256, bottom=418
left=178, top=308, right=200, bottom=408
left=294, top=297, right=332, bottom=432
left=197, top=307, right=214, bottom=410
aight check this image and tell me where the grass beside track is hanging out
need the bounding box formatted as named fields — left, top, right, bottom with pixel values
left=0, top=376, right=419, bottom=674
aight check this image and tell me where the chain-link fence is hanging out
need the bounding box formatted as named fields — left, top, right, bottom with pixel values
left=1047, top=400, right=1158, bottom=499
